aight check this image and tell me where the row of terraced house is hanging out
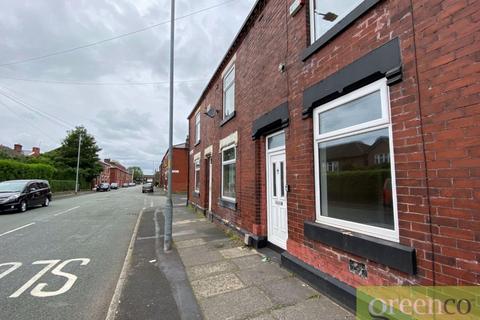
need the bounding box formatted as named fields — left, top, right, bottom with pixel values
left=185, top=0, right=479, bottom=310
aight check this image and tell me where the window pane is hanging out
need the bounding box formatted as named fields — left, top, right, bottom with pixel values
left=223, top=147, right=235, bottom=161
left=272, top=162, right=277, bottom=197
left=268, top=133, right=285, bottom=149
left=224, top=67, right=235, bottom=86
left=318, top=128, right=394, bottom=230
left=319, top=91, right=382, bottom=135
left=224, top=85, right=235, bottom=116
left=313, top=0, right=364, bottom=40
left=223, top=163, right=236, bottom=198
left=280, top=161, right=285, bottom=197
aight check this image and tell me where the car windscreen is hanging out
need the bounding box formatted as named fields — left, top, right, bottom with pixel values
left=143, top=183, right=152, bottom=187
left=101, top=183, right=109, bottom=187
left=0, top=181, right=27, bottom=193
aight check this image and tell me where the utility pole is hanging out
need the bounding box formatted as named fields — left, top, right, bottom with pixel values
left=164, top=0, right=175, bottom=252
left=75, top=134, right=82, bottom=194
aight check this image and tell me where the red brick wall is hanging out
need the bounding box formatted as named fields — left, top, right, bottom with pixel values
left=188, top=0, right=480, bottom=287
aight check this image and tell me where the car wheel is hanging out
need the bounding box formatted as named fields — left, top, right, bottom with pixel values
left=19, top=201, right=27, bottom=213
left=42, top=197, right=50, bottom=207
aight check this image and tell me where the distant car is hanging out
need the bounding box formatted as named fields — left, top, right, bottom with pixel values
left=96, top=183, right=110, bottom=192
left=0, top=180, right=52, bottom=213
left=129, top=182, right=136, bottom=187
left=142, top=183, right=154, bottom=193
left=110, top=183, right=119, bottom=190
left=122, top=183, right=129, bottom=188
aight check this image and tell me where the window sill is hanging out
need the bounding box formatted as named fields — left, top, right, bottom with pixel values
left=193, top=191, right=200, bottom=197
left=194, top=141, right=201, bottom=147
left=220, top=111, right=236, bottom=127
left=301, top=0, right=381, bottom=61
left=304, top=221, right=416, bottom=275
left=218, top=198, right=237, bottom=211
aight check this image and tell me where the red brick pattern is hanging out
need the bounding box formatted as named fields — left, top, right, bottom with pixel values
left=188, top=0, right=480, bottom=287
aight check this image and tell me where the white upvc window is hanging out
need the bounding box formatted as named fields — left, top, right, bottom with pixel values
left=221, top=145, right=236, bottom=202
left=194, top=159, right=200, bottom=193
left=223, top=65, right=235, bottom=118
left=313, top=79, right=399, bottom=242
left=309, top=0, right=364, bottom=44
left=195, top=113, right=201, bottom=144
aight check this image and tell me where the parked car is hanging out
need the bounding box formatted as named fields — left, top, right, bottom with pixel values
left=96, top=183, right=110, bottom=192
left=122, top=183, right=129, bottom=188
left=129, top=182, right=136, bottom=187
left=110, top=183, right=119, bottom=190
left=142, top=183, right=154, bottom=193
left=0, top=180, right=52, bottom=213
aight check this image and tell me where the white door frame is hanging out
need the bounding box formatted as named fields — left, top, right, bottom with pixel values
left=266, top=130, right=288, bottom=249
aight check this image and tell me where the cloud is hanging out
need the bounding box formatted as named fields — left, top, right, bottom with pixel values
left=0, top=0, right=256, bottom=174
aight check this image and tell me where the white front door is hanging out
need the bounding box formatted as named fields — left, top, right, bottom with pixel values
left=267, top=141, right=288, bottom=249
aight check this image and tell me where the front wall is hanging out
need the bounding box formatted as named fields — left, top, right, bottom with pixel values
left=188, top=0, right=480, bottom=287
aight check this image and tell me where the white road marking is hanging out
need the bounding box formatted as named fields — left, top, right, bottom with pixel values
left=0, top=262, right=22, bottom=280
left=9, top=260, right=60, bottom=298
left=150, top=200, right=153, bottom=208
left=0, top=223, right=35, bottom=238
left=30, top=258, right=90, bottom=297
left=53, top=206, right=80, bottom=216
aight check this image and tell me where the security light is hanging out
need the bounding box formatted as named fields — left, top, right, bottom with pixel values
left=314, top=11, right=338, bottom=22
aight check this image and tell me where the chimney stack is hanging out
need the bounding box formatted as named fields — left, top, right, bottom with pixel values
left=13, top=144, right=22, bottom=154
left=32, top=147, right=40, bottom=157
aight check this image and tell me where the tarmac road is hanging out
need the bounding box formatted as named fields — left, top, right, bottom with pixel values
left=0, top=186, right=162, bottom=320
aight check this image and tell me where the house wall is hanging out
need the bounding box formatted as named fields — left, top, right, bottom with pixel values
left=160, top=148, right=189, bottom=193
left=188, top=0, right=480, bottom=292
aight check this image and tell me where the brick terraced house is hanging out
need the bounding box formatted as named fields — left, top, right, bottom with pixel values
left=159, top=143, right=189, bottom=193
left=187, top=0, right=480, bottom=311
left=94, top=159, right=132, bottom=187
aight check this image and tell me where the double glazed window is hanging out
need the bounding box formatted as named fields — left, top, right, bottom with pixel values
left=309, top=0, right=364, bottom=43
left=195, top=113, right=201, bottom=144
left=221, top=146, right=236, bottom=201
left=223, top=65, right=235, bottom=118
left=313, top=79, right=398, bottom=241
left=194, top=159, right=200, bottom=193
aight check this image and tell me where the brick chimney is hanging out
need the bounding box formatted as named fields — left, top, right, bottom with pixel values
left=13, top=144, right=22, bottom=154
left=32, top=147, right=40, bottom=157
left=104, top=158, right=111, bottom=163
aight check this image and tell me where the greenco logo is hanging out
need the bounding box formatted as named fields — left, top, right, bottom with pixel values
left=357, top=286, right=480, bottom=320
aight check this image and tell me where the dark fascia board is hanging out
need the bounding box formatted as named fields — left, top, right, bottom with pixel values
left=304, top=221, right=416, bottom=275
left=301, top=0, right=382, bottom=61
left=281, top=252, right=356, bottom=313
left=302, top=37, right=402, bottom=117
left=252, top=102, right=289, bottom=139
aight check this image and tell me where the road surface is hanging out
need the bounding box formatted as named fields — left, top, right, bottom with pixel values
left=0, top=186, right=162, bottom=320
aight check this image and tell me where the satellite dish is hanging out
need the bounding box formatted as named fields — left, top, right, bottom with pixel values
left=204, top=107, right=218, bottom=118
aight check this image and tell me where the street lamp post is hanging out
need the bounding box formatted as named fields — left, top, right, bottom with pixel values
left=164, top=0, right=175, bottom=252
left=74, top=134, right=82, bottom=194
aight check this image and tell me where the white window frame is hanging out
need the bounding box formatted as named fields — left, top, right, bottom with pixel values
left=223, top=65, right=235, bottom=119
left=194, top=159, right=200, bottom=193
left=309, top=0, right=364, bottom=44
left=313, top=79, right=399, bottom=242
left=221, top=145, right=236, bottom=202
left=195, top=113, right=201, bottom=144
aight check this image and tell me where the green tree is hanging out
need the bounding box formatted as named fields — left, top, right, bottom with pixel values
left=128, top=166, right=144, bottom=182
left=54, top=126, right=102, bottom=182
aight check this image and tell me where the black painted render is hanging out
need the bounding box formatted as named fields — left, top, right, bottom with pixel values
left=251, top=102, right=290, bottom=138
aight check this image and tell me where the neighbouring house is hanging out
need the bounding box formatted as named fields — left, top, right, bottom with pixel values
left=93, top=159, right=132, bottom=186
left=0, top=144, right=41, bottom=157
left=187, top=0, right=480, bottom=312
left=159, top=142, right=189, bottom=193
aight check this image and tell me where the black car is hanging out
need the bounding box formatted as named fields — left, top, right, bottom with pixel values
left=0, top=180, right=52, bottom=213
left=142, top=183, right=154, bottom=193
left=96, top=183, right=110, bottom=192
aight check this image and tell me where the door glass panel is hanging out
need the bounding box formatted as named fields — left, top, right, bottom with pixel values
left=319, top=90, right=382, bottom=135
left=280, top=161, right=285, bottom=197
left=272, top=162, right=277, bottom=197
left=268, top=133, right=285, bottom=149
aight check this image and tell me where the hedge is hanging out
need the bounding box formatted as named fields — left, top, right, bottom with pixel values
left=49, top=180, right=90, bottom=193
left=0, top=159, right=55, bottom=181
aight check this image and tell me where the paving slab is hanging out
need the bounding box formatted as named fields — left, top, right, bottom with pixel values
left=201, top=287, right=274, bottom=320
left=258, top=277, right=318, bottom=306
left=175, top=238, right=207, bottom=248
left=178, top=248, right=225, bottom=267
left=187, top=260, right=238, bottom=280
left=271, top=298, right=354, bottom=320
left=191, top=273, right=245, bottom=298
left=231, top=254, right=266, bottom=269
left=220, top=246, right=258, bottom=259
left=235, top=262, right=291, bottom=286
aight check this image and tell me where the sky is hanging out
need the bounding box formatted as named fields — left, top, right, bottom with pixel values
left=0, top=0, right=256, bottom=174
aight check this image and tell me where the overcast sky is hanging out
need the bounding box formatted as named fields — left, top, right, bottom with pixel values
left=0, top=0, right=255, bottom=174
